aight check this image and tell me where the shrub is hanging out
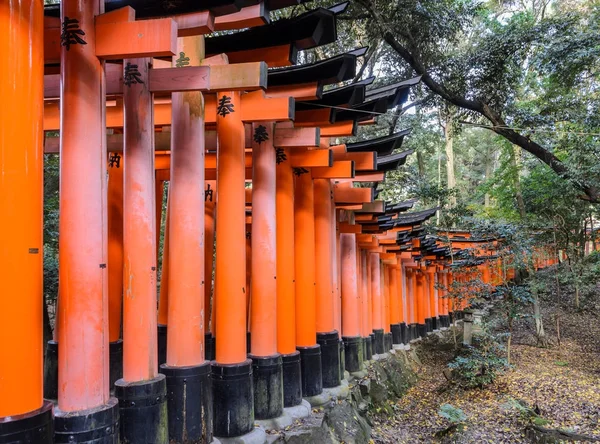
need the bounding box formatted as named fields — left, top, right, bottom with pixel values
left=448, top=331, right=510, bottom=388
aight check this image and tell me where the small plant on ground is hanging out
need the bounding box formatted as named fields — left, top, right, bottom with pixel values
left=435, top=403, right=468, bottom=437
left=448, top=331, right=510, bottom=388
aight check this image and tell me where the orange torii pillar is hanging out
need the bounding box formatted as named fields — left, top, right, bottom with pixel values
left=249, top=122, right=284, bottom=420
left=382, top=263, right=393, bottom=351
left=427, top=265, right=438, bottom=331
left=369, top=252, right=385, bottom=354
left=415, top=268, right=427, bottom=338
left=107, top=152, right=124, bottom=389
left=204, top=181, right=217, bottom=361
left=359, top=249, right=373, bottom=360
left=0, top=0, right=53, bottom=440
left=332, top=201, right=343, bottom=374
left=294, top=170, right=323, bottom=397
left=363, top=249, right=375, bottom=359
left=213, top=90, right=255, bottom=438
left=314, top=179, right=341, bottom=387
left=399, top=254, right=412, bottom=344
left=439, top=268, right=450, bottom=328
left=114, top=57, right=167, bottom=443
left=276, top=148, right=302, bottom=407
left=340, top=232, right=364, bottom=372
left=390, top=264, right=403, bottom=347
left=54, top=0, right=119, bottom=440
left=160, top=37, right=212, bottom=443
left=404, top=265, right=416, bottom=341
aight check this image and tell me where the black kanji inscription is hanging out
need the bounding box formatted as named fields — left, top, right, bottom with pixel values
left=109, top=153, right=121, bottom=168
left=205, top=184, right=214, bottom=202
left=253, top=125, right=269, bottom=144
left=175, top=52, right=190, bottom=68
left=293, top=167, right=309, bottom=176
left=275, top=148, right=287, bottom=164
left=124, top=62, right=144, bottom=86
left=217, top=95, right=235, bottom=117
left=61, top=17, right=87, bottom=50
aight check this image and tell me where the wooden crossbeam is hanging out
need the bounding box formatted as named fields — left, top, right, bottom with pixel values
left=312, top=160, right=354, bottom=179
left=319, top=121, right=356, bottom=137
left=207, top=44, right=295, bottom=68
left=171, top=11, right=214, bottom=36
left=354, top=201, right=385, bottom=213
left=214, top=4, right=269, bottom=31
left=289, top=149, right=332, bottom=167
left=333, top=186, right=373, bottom=204
left=267, top=83, right=321, bottom=101
left=293, top=109, right=332, bottom=126
left=333, top=151, right=377, bottom=171
left=339, top=222, right=362, bottom=234
left=96, top=19, right=177, bottom=59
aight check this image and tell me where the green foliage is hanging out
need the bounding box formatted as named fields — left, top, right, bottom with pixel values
left=438, top=403, right=467, bottom=424
left=448, top=331, right=510, bottom=388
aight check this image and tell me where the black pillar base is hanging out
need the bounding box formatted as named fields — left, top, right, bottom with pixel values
left=425, top=318, right=433, bottom=334
left=339, top=339, right=346, bottom=379
left=211, top=359, right=254, bottom=438
left=115, top=374, right=168, bottom=444
left=391, top=323, right=402, bottom=345
left=400, top=323, right=407, bottom=344
left=364, top=336, right=373, bottom=360
left=373, top=329, right=385, bottom=355
left=109, top=340, right=123, bottom=392
left=440, top=315, right=449, bottom=328
left=384, top=332, right=393, bottom=352
left=409, top=324, right=418, bottom=341
left=316, top=332, right=340, bottom=388
left=160, top=362, right=212, bottom=443
left=249, top=354, right=283, bottom=420
left=297, top=345, right=322, bottom=397
left=432, top=317, right=439, bottom=330
left=417, top=323, right=426, bottom=338
left=44, top=340, right=59, bottom=400
left=342, top=336, right=363, bottom=372
left=281, top=352, right=302, bottom=408
left=157, top=324, right=167, bottom=367
left=205, top=332, right=215, bottom=362
left=0, top=401, right=53, bottom=443
left=449, top=312, right=454, bottom=324
left=54, top=398, right=119, bottom=443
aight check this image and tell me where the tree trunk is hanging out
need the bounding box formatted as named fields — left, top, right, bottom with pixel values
left=511, top=145, right=526, bottom=219
left=445, top=114, right=457, bottom=208
left=533, top=291, right=548, bottom=347
left=417, top=151, right=425, bottom=177
left=484, top=145, right=494, bottom=208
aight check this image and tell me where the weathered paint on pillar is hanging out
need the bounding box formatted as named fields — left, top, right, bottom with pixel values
left=314, top=179, right=336, bottom=334
left=383, top=265, right=391, bottom=333
left=58, top=0, right=110, bottom=411
left=276, top=150, right=296, bottom=355
left=340, top=234, right=360, bottom=337
left=204, top=183, right=216, bottom=334
left=123, top=57, right=158, bottom=381
left=215, top=90, right=247, bottom=364
left=0, top=0, right=44, bottom=417
left=250, top=122, right=277, bottom=356
left=107, top=155, right=124, bottom=343
left=167, top=36, right=206, bottom=366
left=369, top=253, right=382, bottom=330
left=294, top=172, right=317, bottom=347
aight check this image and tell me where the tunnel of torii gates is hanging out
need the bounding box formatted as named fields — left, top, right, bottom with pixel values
left=0, top=0, right=561, bottom=443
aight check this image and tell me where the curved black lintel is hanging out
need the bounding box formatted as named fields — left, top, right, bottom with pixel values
left=346, top=129, right=411, bottom=155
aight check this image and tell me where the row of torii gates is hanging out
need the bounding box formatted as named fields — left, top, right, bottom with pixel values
left=0, top=1, right=558, bottom=443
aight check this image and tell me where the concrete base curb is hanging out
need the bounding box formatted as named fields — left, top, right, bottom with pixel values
left=216, top=426, right=267, bottom=444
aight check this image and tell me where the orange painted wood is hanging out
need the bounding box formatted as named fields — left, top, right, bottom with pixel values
left=274, top=123, right=320, bottom=147
left=43, top=16, right=61, bottom=64
left=314, top=179, right=336, bottom=334
left=215, top=91, right=247, bottom=364
left=96, top=19, right=177, bottom=59
left=380, top=253, right=397, bottom=261
left=107, top=158, right=124, bottom=344
left=290, top=149, right=332, bottom=167
left=208, top=44, right=294, bottom=68
left=294, top=108, right=332, bottom=126
left=166, top=36, right=206, bottom=367
left=0, top=0, right=44, bottom=417
left=57, top=0, right=109, bottom=412
left=339, top=222, right=362, bottom=234
left=354, top=172, right=386, bottom=182
left=96, top=6, right=135, bottom=25
left=209, top=62, right=267, bottom=91
left=333, top=186, right=373, bottom=204
left=312, top=160, right=355, bottom=179
left=148, top=66, right=211, bottom=92
left=215, top=4, right=268, bottom=31
left=204, top=187, right=216, bottom=334
left=294, top=172, right=318, bottom=347
left=334, top=151, right=377, bottom=171
left=341, top=233, right=361, bottom=337
left=241, top=90, right=294, bottom=122
left=319, top=121, right=356, bottom=137
left=355, top=201, right=385, bottom=213
left=329, top=144, right=347, bottom=153
left=250, top=122, right=278, bottom=356
left=369, top=253, right=383, bottom=330
left=276, top=149, right=297, bottom=355
left=172, top=11, right=214, bottom=36
left=122, top=57, right=158, bottom=381
left=267, top=82, right=321, bottom=100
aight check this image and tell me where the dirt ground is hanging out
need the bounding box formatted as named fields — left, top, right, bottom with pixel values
left=371, top=283, right=600, bottom=444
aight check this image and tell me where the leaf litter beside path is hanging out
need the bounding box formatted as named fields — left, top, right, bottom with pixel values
left=371, top=336, right=600, bottom=444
